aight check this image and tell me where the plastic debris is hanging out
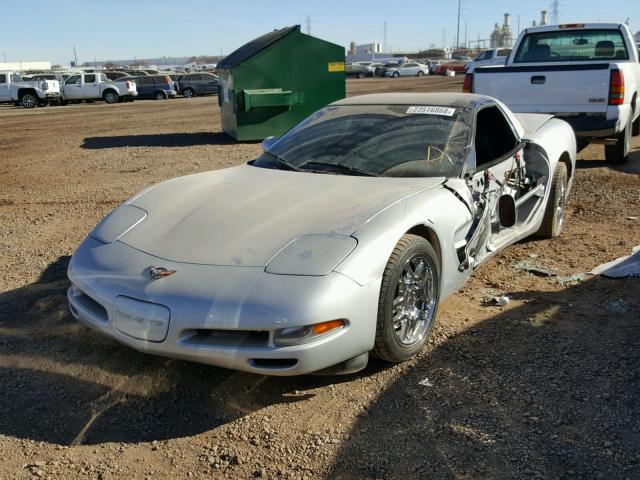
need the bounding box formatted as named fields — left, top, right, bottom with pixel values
left=590, top=245, right=640, bottom=278
left=418, top=378, right=434, bottom=387
left=491, top=295, right=510, bottom=306
left=514, top=259, right=556, bottom=277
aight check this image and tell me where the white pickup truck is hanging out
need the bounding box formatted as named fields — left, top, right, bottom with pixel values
left=62, top=73, right=137, bottom=104
left=466, top=23, right=640, bottom=163
left=465, top=48, right=512, bottom=71
left=0, top=71, right=62, bottom=108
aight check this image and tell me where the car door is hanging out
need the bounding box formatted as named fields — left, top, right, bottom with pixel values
left=401, top=63, right=417, bottom=76
left=461, top=104, right=525, bottom=268
left=63, top=75, right=82, bottom=99
left=201, top=74, right=218, bottom=94
left=0, top=73, right=10, bottom=101
left=134, top=77, right=151, bottom=98
left=81, top=74, right=100, bottom=99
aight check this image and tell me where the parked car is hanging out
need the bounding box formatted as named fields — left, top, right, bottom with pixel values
left=0, top=71, right=61, bottom=108
left=104, top=71, right=132, bottom=81
left=68, top=92, right=576, bottom=376
left=428, top=60, right=444, bottom=74
left=123, top=70, right=149, bottom=76
left=375, top=62, right=401, bottom=77
left=174, top=73, right=218, bottom=97
left=62, top=73, right=137, bottom=104
left=465, top=48, right=512, bottom=71
left=435, top=61, right=467, bottom=75
left=468, top=22, right=640, bottom=163
left=384, top=62, right=429, bottom=77
left=346, top=63, right=372, bottom=78
left=129, top=74, right=177, bottom=100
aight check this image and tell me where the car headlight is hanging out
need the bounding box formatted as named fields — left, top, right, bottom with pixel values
left=90, top=205, right=147, bottom=244
left=265, top=234, right=357, bottom=276
left=274, top=319, right=346, bottom=346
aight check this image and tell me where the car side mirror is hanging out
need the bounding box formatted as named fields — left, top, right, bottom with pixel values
left=498, top=194, right=517, bottom=228
left=261, top=136, right=277, bottom=151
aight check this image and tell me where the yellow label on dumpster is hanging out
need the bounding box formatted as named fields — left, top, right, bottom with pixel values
left=328, top=62, right=345, bottom=72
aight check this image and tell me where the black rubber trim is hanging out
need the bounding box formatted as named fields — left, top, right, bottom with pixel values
left=474, top=63, right=610, bottom=73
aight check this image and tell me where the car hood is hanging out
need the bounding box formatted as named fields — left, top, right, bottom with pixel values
left=119, top=164, right=445, bottom=266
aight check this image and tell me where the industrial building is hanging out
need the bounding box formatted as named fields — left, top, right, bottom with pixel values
left=0, top=61, right=51, bottom=71
left=490, top=14, right=513, bottom=48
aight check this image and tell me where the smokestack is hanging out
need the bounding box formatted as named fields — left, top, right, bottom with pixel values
left=503, top=13, right=510, bottom=27
left=532, top=20, right=537, bottom=27
left=540, top=10, right=547, bottom=26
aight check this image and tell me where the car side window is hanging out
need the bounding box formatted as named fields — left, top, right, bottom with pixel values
left=85, top=74, right=96, bottom=83
left=497, top=49, right=511, bottom=57
left=65, top=75, right=81, bottom=85
left=474, top=106, right=519, bottom=167
left=0, top=74, right=6, bottom=83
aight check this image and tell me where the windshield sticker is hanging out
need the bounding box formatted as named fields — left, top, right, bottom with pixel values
left=406, top=106, right=456, bottom=116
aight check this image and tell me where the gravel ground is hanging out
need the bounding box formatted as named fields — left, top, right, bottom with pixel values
left=0, top=75, right=639, bottom=480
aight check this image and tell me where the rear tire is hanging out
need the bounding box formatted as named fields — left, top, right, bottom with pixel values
left=154, top=91, right=167, bottom=100
left=372, top=234, right=440, bottom=363
left=102, top=90, right=119, bottom=104
left=20, top=92, right=38, bottom=108
left=392, top=72, right=400, bottom=78
left=536, top=162, right=568, bottom=239
left=182, top=88, right=195, bottom=98
left=605, top=114, right=631, bottom=164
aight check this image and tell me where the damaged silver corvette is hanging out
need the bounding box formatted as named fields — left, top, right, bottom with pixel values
left=68, top=93, right=576, bottom=375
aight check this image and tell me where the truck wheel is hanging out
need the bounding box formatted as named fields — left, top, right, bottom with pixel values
left=103, top=90, right=119, bottom=104
left=154, top=91, right=167, bottom=100
left=372, top=234, right=440, bottom=363
left=20, top=93, right=38, bottom=108
left=536, top=162, right=568, bottom=239
left=182, top=88, right=195, bottom=98
left=604, top=114, right=631, bottom=164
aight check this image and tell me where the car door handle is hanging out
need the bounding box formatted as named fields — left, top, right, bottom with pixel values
left=531, top=75, right=546, bottom=84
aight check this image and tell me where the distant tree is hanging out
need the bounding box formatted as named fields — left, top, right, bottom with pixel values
left=103, top=62, right=119, bottom=69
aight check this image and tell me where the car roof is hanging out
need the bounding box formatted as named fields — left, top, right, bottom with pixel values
left=331, top=92, right=493, bottom=109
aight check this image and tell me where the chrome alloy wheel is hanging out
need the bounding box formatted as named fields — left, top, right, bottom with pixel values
left=21, top=94, right=37, bottom=108
left=392, top=254, right=437, bottom=347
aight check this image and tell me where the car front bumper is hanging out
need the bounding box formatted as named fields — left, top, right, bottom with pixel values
left=67, top=237, right=379, bottom=375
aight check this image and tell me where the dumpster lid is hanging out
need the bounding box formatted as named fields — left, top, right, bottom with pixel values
left=217, top=25, right=300, bottom=70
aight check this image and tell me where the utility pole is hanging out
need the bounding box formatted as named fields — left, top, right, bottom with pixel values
left=442, top=28, right=447, bottom=50
left=517, top=15, right=520, bottom=34
left=550, top=0, right=560, bottom=24
left=2, top=52, right=6, bottom=63
left=305, top=16, right=311, bottom=35
left=73, top=45, right=78, bottom=67
left=383, top=21, right=388, bottom=52
left=464, top=22, right=467, bottom=49
left=455, top=0, right=461, bottom=49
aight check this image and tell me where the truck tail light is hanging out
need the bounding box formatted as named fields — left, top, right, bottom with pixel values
left=609, top=69, right=624, bottom=105
left=463, top=73, right=473, bottom=93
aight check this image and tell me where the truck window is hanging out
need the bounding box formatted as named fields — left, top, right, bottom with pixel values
left=514, top=29, right=629, bottom=62
left=84, top=74, right=96, bottom=83
left=0, top=74, right=6, bottom=83
left=497, top=49, right=511, bottom=57
left=11, top=73, right=22, bottom=82
left=66, top=75, right=81, bottom=85
left=475, top=106, right=518, bottom=167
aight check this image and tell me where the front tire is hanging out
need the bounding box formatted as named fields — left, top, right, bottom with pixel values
left=103, top=90, right=119, bottom=104
left=373, top=234, right=440, bottom=363
left=536, top=162, right=568, bottom=239
left=182, top=88, right=195, bottom=98
left=20, top=93, right=38, bottom=108
left=154, top=91, right=167, bottom=100
left=392, top=72, right=400, bottom=78
left=417, top=71, right=424, bottom=76
left=605, top=114, right=631, bottom=164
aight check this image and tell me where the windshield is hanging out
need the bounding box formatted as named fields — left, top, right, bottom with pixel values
left=514, top=29, right=629, bottom=63
left=254, top=105, right=472, bottom=178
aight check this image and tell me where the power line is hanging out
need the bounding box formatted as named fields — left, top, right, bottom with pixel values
left=383, top=21, right=388, bottom=52
left=550, top=0, right=560, bottom=24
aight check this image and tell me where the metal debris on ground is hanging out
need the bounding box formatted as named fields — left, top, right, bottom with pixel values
left=556, top=273, right=587, bottom=286
left=513, top=259, right=556, bottom=277
left=590, top=245, right=640, bottom=278
left=418, top=378, right=434, bottom=387
left=490, top=295, right=510, bottom=307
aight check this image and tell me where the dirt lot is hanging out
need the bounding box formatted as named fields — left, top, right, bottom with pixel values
left=0, top=75, right=639, bottom=480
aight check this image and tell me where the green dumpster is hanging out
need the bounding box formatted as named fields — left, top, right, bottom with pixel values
left=216, top=25, right=345, bottom=141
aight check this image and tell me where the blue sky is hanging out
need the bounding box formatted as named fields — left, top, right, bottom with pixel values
left=1, top=0, right=638, bottom=65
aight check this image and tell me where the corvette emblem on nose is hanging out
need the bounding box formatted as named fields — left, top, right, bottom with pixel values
left=149, top=266, right=176, bottom=280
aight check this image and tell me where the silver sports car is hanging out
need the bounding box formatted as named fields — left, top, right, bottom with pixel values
left=68, top=93, right=576, bottom=375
